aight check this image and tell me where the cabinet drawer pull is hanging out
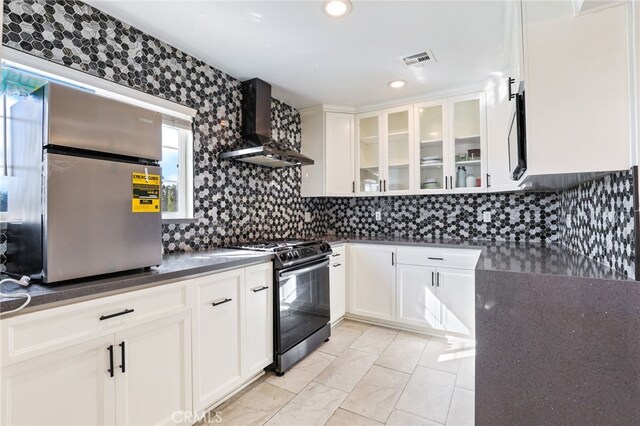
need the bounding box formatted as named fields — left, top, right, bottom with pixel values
left=332, top=263, right=342, bottom=267
left=99, top=308, right=135, bottom=321
left=107, top=345, right=114, bottom=378
left=212, top=298, right=232, bottom=307
left=331, top=253, right=340, bottom=257
left=119, top=341, right=126, bottom=373
left=427, top=257, right=444, bottom=261
left=251, top=285, right=269, bottom=293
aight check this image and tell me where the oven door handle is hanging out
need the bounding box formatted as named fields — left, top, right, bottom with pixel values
left=279, top=259, right=330, bottom=279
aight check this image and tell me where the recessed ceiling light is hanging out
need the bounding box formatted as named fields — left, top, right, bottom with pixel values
left=323, top=0, right=352, bottom=18
left=388, top=80, right=407, bottom=89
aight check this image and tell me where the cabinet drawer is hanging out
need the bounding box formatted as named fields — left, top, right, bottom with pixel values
left=330, top=244, right=346, bottom=262
left=396, top=246, right=481, bottom=270
left=1, top=282, right=187, bottom=365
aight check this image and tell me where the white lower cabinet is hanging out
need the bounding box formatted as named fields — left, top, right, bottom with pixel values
left=349, top=244, right=396, bottom=321
left=348, top=244, right=478, bottom=337
left=115, top=311, right=192, bottom=426
left=192, top=269, right=243, bottom=412
left=0, top=261, right=274, bottom=426
left=396, top=264, right=439, bottom=329
left=436, top=267, right=475, bottom=335
left=396, top=265, right=475, bottom=336
left=243, top=263, right=274, bottom=376
left=191, top=263, right=274, bottom=413
left=0, top=311, right=192, bottom=426
left=0, top=335, right=116, bottom=426
left=329, top=257, right=346, bottom=324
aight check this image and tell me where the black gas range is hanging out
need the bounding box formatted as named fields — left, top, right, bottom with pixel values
left=230, top=239, right=333, bottom=375
left=231, top=239, right=333, bottom=269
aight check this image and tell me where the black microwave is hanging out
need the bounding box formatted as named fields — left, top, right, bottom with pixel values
left=508, top=82, right=527, bottom=181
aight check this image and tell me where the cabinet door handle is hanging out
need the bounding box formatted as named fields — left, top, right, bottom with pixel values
left=508, top=77, right=516, bottom=101
left=391, top=252, right=395, bottom=266
left=486, top=173, right=491, bottom=188
left=99, top=308, right=134, bottom=321
left=436, top=272, right=440, bottom=287
left=428, top=257, right=444, bottom=261
left=449, top=176, right=453, bottom=189
left=383, top=180, right=387, bottom=192
left=212, top=298, right=232, bottom=307
left=332, top=263, right=342, bottom=267
left=352, top=181, right=355, bottom=193
left=107, top=345, right=114, bottom=378
left=251, top=285, right=269, bottom=293
left=379, top=180, right=382, bottom=191
left=431, top=271, right=435, bottom=287
left=445, top=177, right=448, bottom=190
left=119, top=341, right=126, bottom=373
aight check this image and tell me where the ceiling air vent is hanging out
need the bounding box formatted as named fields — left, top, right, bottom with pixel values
left=403, top=50, right=435, bottom=66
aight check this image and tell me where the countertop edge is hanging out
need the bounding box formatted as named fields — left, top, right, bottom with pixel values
left=0, top=254, right=274, bottom=314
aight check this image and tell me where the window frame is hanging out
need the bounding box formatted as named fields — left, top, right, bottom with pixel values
left=161, top=119, right=194, bottom=221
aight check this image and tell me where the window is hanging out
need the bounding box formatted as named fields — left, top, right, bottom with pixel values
left=160, top=120, right=193, bottom=220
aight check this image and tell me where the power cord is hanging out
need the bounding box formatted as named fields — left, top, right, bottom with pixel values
left=0, top=276, right=32, bottom=315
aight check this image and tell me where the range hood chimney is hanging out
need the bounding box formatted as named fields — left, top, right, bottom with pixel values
left=220, top=78, right=314, bottom=167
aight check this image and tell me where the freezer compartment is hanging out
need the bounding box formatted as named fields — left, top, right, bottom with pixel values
left=43, top=153, right=162, bottom=283
left=46, top=83, right=162, bottom=161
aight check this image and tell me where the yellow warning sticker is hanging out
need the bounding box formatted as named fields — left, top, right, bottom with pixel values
left=132, top=172, right=160, bottom=213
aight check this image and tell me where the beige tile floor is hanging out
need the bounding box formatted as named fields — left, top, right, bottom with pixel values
left=206, top=320, right=475, bottom=426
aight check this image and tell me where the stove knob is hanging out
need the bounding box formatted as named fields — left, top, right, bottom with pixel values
left=286, top=252, right=295, bottom=260
left=319, top=243, right=330, bottom=252
left=293, top=250, right=300, bottom=258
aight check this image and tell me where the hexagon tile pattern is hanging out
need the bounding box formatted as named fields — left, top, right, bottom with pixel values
left=2, top=0, right=324, bottom=253
left=559, top=170, right=636, bottom=278
left=2, top=0, right=636, bottom=280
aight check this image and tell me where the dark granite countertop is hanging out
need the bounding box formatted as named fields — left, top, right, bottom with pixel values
left=320, top=235, right=633, bottom=281
left=2, top=235, right=633, bottom=315
left=0, top=248, right=273, bottom=314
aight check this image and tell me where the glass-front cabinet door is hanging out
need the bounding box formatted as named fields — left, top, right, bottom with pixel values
left=415, top=100, right=447, bottom=193
left=449, top=93, right=486, bottom=191
left=383, top=106, right=413, bottom=194
left=356, top=112, right=383, bottom=194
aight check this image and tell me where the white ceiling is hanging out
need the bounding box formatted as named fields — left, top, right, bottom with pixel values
left=84, top=1, right=511, bottom=109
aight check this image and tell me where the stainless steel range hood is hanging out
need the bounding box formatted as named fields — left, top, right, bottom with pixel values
left=220, top=78, right=313, bottom=167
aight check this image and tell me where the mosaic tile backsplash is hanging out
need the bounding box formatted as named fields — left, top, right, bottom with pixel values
left=559, top=170, right=636, bottom=278
left=2, top=0, right=637, bottom=278
left=3, top=0, right=323, bottom=253
left=318, top=192, right=560, bottom=242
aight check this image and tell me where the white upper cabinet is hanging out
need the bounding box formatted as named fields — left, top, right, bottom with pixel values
left=521, top=0, right=630, bottom=180
left=303, top=94, right=489, bottom=197
left=383, top=106, right=414, bottom=195
left=301, top=107, right=355, bottom=197
left=326, top=112, right=356, bottom=196
left=415, top=100, right=448, bottom=193
left=449, top=93, right=487, bottom=191
left=356, top=111, right=384, bottom=195
left=414, top=93, right=487, bottom=194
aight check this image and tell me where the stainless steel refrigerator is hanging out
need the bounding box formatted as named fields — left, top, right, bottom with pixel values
left=8, top=82, right=163, bottom=283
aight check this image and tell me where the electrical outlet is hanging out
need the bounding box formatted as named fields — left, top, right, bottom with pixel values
left=304, top=212, right=311, bottom=223
left=566, top=214, right=572, bottom=228
left=482, top=211, right=492, bottom=223
left=375, top=211, right=381, bottom=221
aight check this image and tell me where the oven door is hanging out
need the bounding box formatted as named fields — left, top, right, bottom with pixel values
left=275, top=258, right=330, bottom=354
